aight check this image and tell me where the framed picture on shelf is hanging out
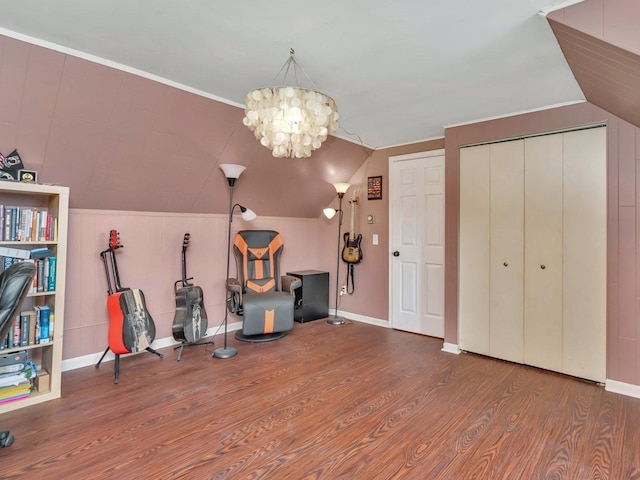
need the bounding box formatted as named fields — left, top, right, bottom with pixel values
left=18, top=170, right=38, bottom=183
left=367, top=176, right=382, bottom=200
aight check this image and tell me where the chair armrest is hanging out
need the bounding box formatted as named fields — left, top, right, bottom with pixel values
left=226, top=278, right=242, bottom=293
left=281, top=275, right=302, bottom=294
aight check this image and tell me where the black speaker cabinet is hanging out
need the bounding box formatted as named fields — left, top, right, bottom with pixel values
left=286, top=270, right=329, bottom=323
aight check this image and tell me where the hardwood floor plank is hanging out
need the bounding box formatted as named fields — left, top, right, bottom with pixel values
left=1, top=320, right=640, bottom=479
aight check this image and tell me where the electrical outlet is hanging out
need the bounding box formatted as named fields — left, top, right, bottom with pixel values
left=340, top=285, right=347, bottom=296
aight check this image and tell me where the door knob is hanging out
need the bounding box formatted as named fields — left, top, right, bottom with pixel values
left=540, top=265, right=546, bottom=270
left=503, top=262, right=508, bottom=267
left=393, top=251, right=400, bottom=257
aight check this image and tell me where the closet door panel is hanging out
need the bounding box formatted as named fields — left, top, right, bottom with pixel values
left=489, top=141, right=524, bottom=363
left=523, top=134, right=563, bottom=372
left=459, top=145, right=491, bottom=355
left=562, top=127, right=607, bottom=382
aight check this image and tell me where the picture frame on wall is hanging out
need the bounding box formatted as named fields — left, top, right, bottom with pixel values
left=367, top=175, right=382, bottom=200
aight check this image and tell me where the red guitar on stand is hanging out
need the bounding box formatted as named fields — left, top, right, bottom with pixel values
left=96, top=230, right=163, bottom=383
left=172, top=233, right=209, bottom=361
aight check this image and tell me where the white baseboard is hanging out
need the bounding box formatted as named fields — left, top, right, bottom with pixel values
left=441, top=342, right=460, bottom=354
left=337, top=310, right=389, bottom=328
left=605, top=379, right=640, bottom=399
left=61, top=322, right=242, bottom=372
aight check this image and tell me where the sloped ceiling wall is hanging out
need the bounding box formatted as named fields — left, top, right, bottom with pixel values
left=0, top=35, right=371, bottom=218
left=548, top=0, right=640, bottom=129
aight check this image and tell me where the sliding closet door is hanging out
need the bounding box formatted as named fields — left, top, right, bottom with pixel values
left=524, top=134, right=563, bottom=372
left=563, top=127, right=607, bottom=382
left=489, top=141, right=524, bottom=363
left=459, top=145, right=491, bottom=356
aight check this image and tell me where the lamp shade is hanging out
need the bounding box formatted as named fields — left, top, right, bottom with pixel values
left=323, top=208, right=337, bottom=219
left=220, top=164, right=246, bottom=180
left=332, top=182, right=351, bottom=195
left=240, top=207, right=257, bottom=221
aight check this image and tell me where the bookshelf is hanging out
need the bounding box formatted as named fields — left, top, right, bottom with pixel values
left=0, top=181, right=68, bottom=414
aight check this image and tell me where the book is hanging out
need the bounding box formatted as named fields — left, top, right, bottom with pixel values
left=30, top=247, right=53, bottom=259
left=36, top=259, right=45, bottom=292
left=19, top=312, right=29, bottom=347
left=0, top=246, right=30, bottom=259
left=28, top=311, right=36, bottom=345
left=47, top=257, right=56, bottom=291
left=37, top=306, right=51, bottom=344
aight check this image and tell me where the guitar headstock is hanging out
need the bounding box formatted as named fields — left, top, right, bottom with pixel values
left=109, top=230, right=122, bottom=251
left=182, top=233, right=191, bottom=252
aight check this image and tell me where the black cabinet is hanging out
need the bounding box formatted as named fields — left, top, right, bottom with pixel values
left=286, top=270, right=329, bottom=323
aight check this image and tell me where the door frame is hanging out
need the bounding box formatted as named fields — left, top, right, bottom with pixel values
left=388, top=148, right=445, bottom=332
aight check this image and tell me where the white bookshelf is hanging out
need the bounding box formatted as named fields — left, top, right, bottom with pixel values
left=0, top=182, right=68, bottom=414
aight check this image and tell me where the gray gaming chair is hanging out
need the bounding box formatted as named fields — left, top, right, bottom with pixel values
left=226, top=230, right=301, bottom=342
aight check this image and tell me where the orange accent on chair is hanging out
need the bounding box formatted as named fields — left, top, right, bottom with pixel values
left=264, top=309, right=275, bottom=333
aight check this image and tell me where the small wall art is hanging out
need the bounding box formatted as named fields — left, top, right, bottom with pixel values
left=367, top=175, right=382, bottom=200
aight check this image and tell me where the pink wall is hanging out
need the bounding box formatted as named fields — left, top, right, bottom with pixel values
left=64, top=209, right=322, bottom=359
left=444, top=102, right=640, bottom=386
left=319, top=139, right=446, bottom=322
left=0, top=33, right=369, bottom=219
left=548, top=0, right=640, bottom=55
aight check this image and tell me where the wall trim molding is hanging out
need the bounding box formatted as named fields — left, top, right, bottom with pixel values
left=61, top=322, right=243, bottom=372
left=442, top=343, right=460, bottom=354
left=338, top=310, right=389, bottom=328
left=605, top=379, right=640, bottom=400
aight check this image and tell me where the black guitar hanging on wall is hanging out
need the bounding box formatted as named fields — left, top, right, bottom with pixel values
left=172, top=233, right=209, bottom=361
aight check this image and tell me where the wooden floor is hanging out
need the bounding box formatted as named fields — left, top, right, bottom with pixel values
left=1, top=320, right=640, bottom=479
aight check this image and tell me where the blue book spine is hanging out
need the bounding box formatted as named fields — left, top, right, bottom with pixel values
left=48, top=257, right=57, bottom=292
left=38, top=306, right=51, bottom=344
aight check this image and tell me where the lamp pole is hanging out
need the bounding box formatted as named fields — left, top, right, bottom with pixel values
left=327, top=183, right=350, bottom=324
left=213, top=165, right=246, bottom=359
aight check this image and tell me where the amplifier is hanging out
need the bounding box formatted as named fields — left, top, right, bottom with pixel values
left=0, top=350, right=27, bottom=375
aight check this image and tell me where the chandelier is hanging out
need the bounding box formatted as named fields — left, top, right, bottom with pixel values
left=242, top=49, right=339, bottom=158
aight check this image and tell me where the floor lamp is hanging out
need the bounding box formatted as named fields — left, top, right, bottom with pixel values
left=323, top=182, right=351, bottom=325
left=213, top=164, right=256, bottom=359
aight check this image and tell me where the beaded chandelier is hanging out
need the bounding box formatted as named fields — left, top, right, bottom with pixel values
left=242, top=49, right=339, bottom=158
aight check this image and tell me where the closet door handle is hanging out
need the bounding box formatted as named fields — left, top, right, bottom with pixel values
left=540, top=264, right=546, bottom=270
left=503, top=262, right=508, bottom=267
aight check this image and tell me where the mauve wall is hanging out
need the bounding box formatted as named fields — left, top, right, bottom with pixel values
left=444, top=102, right=640, bottom=386
left=64, top=209, right=322, bottom=359
left=548, top=0, right=640, bottom=55
left=322, top=139, right=446, bottom=322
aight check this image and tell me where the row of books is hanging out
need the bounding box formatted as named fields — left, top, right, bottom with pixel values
left=1, top=256, right=57, bottom=293
left=0, top=205, right=57, bottom=242
left=0, top=306, right=54, bottom=350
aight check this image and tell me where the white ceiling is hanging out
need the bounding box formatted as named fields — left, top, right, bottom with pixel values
left=0, top=0, right=584, bottom=149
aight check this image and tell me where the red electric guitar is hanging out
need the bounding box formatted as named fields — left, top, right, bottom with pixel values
left=96, top=230, right=162, bottom=383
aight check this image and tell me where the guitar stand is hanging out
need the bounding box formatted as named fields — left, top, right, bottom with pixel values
left=174, top=338, right=215, bottom=362
left=96, top=346, right=164, bottom=384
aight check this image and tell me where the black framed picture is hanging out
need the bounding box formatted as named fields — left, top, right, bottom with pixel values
left=367, top=176, right=382, bottom=200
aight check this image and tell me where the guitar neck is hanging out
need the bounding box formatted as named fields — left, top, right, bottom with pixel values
left=348, top=196, right=357, bottom=240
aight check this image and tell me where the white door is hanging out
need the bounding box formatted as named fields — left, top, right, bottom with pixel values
left=389, top=150, right=445, bottom=337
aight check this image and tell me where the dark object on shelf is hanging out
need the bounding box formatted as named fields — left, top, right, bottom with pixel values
left=287, top=270, right=329, bottom=323
left=0, top=262, right=37, bottom=449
